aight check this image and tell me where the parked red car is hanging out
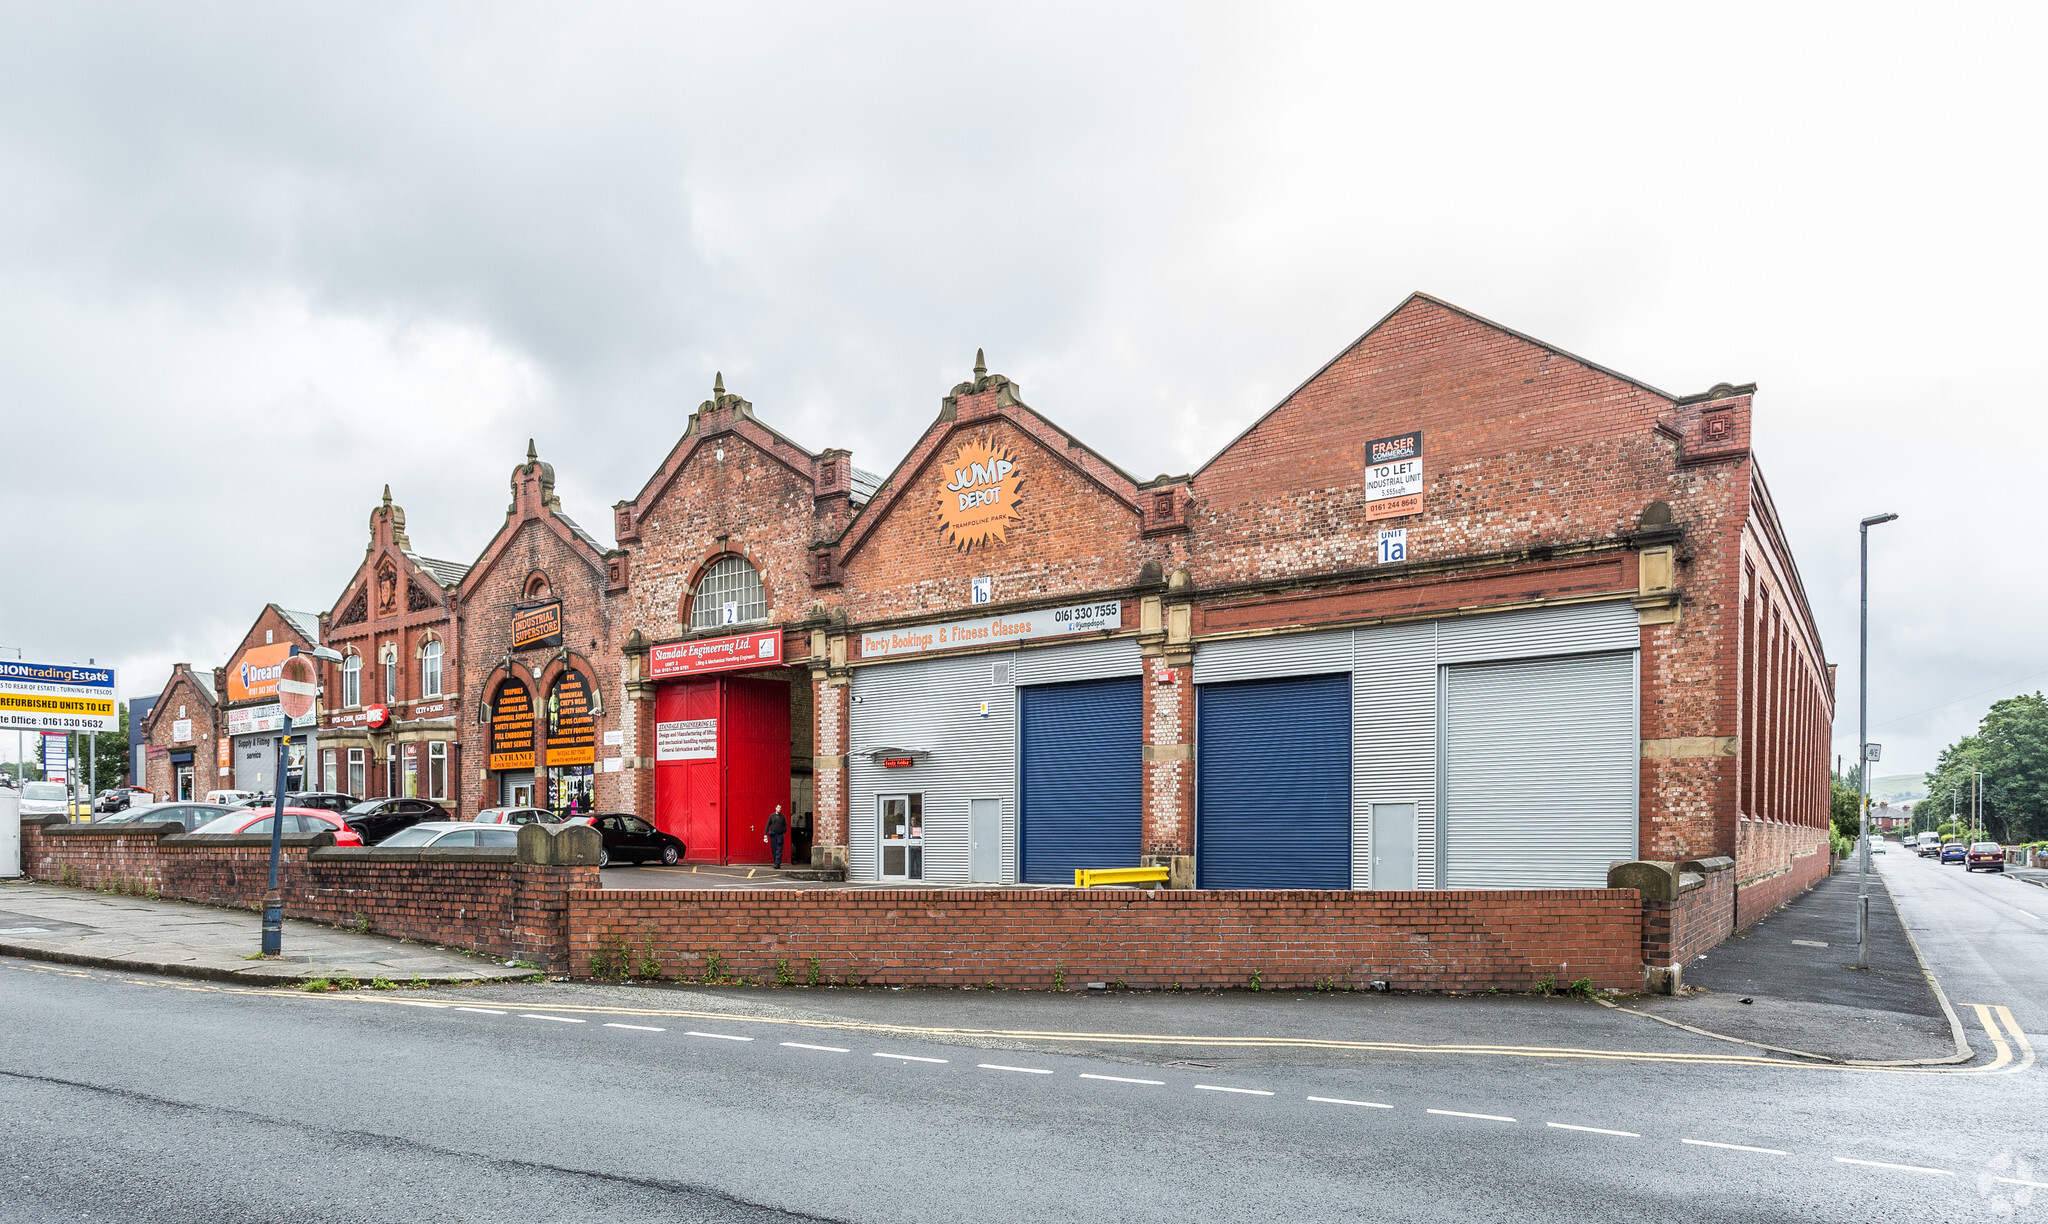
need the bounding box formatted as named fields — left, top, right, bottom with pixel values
left=188, top=807, right=364, bottom=847
left=1966, top=842, right=2005, bottom=872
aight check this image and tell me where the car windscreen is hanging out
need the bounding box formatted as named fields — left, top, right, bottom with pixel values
left=346, top=800, right=386, bottom=815
left=1972, top=842, right=1999, bottom=851
left=188, top=813, right=247, bottom=835
left=376, top=826, right=442, bottom=847
left=23, top=783, right=65, bottom=801
left=477, top=827, right=520, bottom=848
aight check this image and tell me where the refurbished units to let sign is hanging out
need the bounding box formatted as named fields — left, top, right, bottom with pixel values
left=0, top=661, right=117, bottom=733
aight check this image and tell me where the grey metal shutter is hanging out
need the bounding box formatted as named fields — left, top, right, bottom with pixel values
left=1434, top=601, right=1637, bottom=665
left=1351, top=622, right=1436, bottom=889
left=1191, top=629, right=1351, bottom=685
left=1011, top=636, right=1141, bottom=685
left=1439, top=650, right=1638, bottom=888
left=848, top=652, right=1016, bottom=884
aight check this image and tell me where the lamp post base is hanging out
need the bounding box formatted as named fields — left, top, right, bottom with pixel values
left=261, top=890, right=283, bottom=956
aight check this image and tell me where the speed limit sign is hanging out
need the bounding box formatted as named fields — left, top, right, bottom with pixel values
left=277, top=654, right=319, bottom=722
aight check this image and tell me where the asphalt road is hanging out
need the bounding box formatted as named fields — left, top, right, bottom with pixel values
left=3, top=861, right=2044, bottom=1222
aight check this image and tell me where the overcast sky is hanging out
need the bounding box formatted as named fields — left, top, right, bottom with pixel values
left=2, top=3, right=2042, bottom=780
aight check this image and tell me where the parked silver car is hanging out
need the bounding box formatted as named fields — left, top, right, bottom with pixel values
left=17, top=782, right=70, bottom=818
left=376, top=821, right=521, bottom=849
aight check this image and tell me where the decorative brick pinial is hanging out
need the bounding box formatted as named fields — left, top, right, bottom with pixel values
left=525, top=438, right=538, bottom=467
left=714, top=371, right=725, bottom=398
left=973, top=349, right=986, bottom=379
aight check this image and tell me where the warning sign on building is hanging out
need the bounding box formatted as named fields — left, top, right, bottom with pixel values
left=1365, top=430, right=1423, bottom=522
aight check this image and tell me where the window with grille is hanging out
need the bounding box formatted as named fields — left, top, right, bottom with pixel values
left=689, top=556, right=767, bottom=630
left=342, top=655, right=362, bottom=708
left=420, top=640, right=443, bottom=697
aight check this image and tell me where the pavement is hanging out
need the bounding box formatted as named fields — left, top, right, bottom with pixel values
left=1629, top=857, right=1961, bottom=1063
left=0, top=879, right=536, bottom=985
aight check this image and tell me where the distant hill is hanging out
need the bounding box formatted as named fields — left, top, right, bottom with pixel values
left=1870, top=773, right=1927, bottom=803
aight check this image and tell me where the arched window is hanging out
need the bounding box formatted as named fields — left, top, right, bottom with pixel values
left=419, top=638, right=443, bottom=698
left=380, top=643, right=398, bottom=703
left=341, top=653, right=362, bottom=708
left=689, top=555, right=766, bottom=630
left=526, top=573, right=552, bottom=599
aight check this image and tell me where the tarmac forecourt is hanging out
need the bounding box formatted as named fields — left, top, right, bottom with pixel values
left=5, top=958, right=2032, bottom=1078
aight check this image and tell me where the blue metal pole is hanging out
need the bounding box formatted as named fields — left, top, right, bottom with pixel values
left=261, top=646, right=296, bottom=956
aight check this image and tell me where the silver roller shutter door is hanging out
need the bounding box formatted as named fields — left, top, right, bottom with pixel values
left=1440, top=650, right=1637, bottom=888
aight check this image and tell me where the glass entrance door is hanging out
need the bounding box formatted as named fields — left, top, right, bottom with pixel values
left=879, top=794, right=923, bottom=881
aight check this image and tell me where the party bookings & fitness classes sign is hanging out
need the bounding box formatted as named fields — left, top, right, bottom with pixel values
left=0, top=660, right=117, bottom=732
left=859, top=600, right=1122, bottom=660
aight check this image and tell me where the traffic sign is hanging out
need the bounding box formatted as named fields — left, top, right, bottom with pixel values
left=277, top=655, right=318, bottom=721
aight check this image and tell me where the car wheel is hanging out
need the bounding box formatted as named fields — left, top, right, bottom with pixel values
left=662, top=845, right=679, bottom=866
left=598, top=847, right=610, bottom=868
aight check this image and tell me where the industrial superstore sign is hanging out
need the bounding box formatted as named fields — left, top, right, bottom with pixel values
left=859, top=600, right=1122, bottom=660
left=647, top=628, right=782, bottom=679
left=511, top=599, right=564, bottom=650
left=0, top=660, right=117, bottom=732
left=1365, top=429, right=1423, bottom=521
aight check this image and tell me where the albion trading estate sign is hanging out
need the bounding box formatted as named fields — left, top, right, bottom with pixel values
left=0, top=660, right=117, bottom=732
left=1365, top=430, right=1424, bottom=521
left=860, top=600, right=1122, bottom=660
left=935, top=436, right=1025, bottom=552
left=647, top=629, right=783, bottom=679
left=511, top=599, right=564, bottom=650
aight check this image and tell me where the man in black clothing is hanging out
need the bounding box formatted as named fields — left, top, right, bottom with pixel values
left=766, top=804, right=789, bottom=869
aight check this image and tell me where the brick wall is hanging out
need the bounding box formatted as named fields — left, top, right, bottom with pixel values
left=1734, top=817, right=1830, bottom=929
left=1638, top=866, right=1736, bottom=969
left=138, top=667, right=221, bottom=801
left=566, top=886, right=1645, bottom=992
left=21, top=818, right=596, bottom=971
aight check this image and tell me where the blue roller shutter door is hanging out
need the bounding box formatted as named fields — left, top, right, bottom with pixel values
left=1197, top=673, right=1351, bottom=889
left=1019, top=677, right=1141, bottom=884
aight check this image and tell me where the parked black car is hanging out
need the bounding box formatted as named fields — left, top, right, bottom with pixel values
left=343, top=797, right=448, bottom=845
left=284, top=791, right=358, bottom=814
left=585, top=813, right=685, bottom=868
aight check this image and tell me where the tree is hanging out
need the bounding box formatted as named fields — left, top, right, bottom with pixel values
left=1830, top=772, right=1861, bottom=842
left=1919, top=694, right=2048, bottom=844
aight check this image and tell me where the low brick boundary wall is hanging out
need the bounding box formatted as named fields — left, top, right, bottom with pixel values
left=1734, top=819, right=1830, bottom=931
left=20, top=817, right=598, bottom=971
left=567, top=887, right=1646, bottom=993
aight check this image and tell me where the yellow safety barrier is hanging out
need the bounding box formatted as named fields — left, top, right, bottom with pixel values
left=1073, top=865, right=1170, bottom=889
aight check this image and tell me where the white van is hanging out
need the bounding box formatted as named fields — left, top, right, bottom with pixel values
left=205, top=789, right=257, bottom=806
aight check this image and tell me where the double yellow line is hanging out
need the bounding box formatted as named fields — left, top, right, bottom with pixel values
left=1957, top=1004, right=2035, bottom=1076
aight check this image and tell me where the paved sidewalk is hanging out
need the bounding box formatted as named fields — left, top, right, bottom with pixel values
left=0, top=880, right=535, bottom=986
left=1628, top=864, right=1962, bottom=1063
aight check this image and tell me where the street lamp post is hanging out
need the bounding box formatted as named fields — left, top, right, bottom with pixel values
left=1857, top=512, right=1897, bottom=972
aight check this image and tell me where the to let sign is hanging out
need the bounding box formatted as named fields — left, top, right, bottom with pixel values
left=648, top=629, right=782, bottom=679
left=1364, top=430, right=1423, bottom=521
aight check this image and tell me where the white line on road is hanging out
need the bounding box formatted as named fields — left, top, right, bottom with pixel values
left=1308, top=1096, right=1394, bottom=1109
left=1833, top=1157, right=1953, bottom=1176
left=1683, top=1139, right=1786, bottom=1155
left=1547, top=1122, right=1639, bottom=1137
left=873, top=1053, right=948, bottom=1064
left=455, top=1007, right=507, bottom=1015
left=979, top=1063, right=1053, bottom=1075
left=685, top=1031, right=753, bottom=1041
left=1079, top=1074, right=1164, bottom=1086
left=604, top=1023, right=665, bottom=1032
left=782, top=1042, right=851, bottom=1053
left=1997, top=1177, right=2048, bottom=1189
left=1195, top=1085, right=1274, bottom=1096
left=521, top=1014, right=585, bottom=1024
left=1429, top=1109, right=1514, bottom=1122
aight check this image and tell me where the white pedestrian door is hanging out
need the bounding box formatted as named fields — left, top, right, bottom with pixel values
left=970, top=798, right=1001, bottom=883
left=1371, top=802, right=1417, bottom=890
left=880, top=794, right=923, bottom=881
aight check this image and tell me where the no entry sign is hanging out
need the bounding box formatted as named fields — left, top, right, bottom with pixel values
left=277, top=654, right=319, bottom=721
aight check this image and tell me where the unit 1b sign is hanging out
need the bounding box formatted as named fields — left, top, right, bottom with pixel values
left=1365, top=430, right=1423, bottom=522
left=0, top=660, right=117, bottom=732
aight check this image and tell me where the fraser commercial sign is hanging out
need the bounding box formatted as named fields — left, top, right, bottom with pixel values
left=0, top=660, right=117, bottom=732
left=1365, top=429, right=1423, bottom=521
left=859, top=600, right=1122, bottom=660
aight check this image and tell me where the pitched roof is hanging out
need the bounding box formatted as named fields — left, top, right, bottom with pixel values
left=849, top=466, right=883, bottom=506
left=189, top=668, right=216, bottom=701
left=555, top=511, right=607, bottom=554
left=279, top=608, right=321, bottom=646
left=406, top=552, right=471, bottom=588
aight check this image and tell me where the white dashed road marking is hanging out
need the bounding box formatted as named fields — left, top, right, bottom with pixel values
left=604, top=1023, right=664, bottom=1032
left=874, top=1053, right=948, bottom=1064
left=1195, top=1085, right=1274, bottom=1096
left=781, top=1042, right=851, bottom=1053
left=1429, top=1109, right=1514, bottom=1122
left=1307, top=1096, right=1393, bottom=1109
left=1547, top=1122, right=1638, bottom=1137
left=685, top=1031, right=752, bottom=1042
left=1683, top=1139, right=1786, bottom=1155
left=979, top=1064, right=1053, bottom=1075
left=521, top=1014, right=585, bottom=1024
left=455, top=1007, right=506, bottom=1015
left=1997, top=1177, right=2048, bottom=1189
left=1833, top=1157, right=1953, bottom=1176
left=1079, top=1074, right=1164, bottom=1086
